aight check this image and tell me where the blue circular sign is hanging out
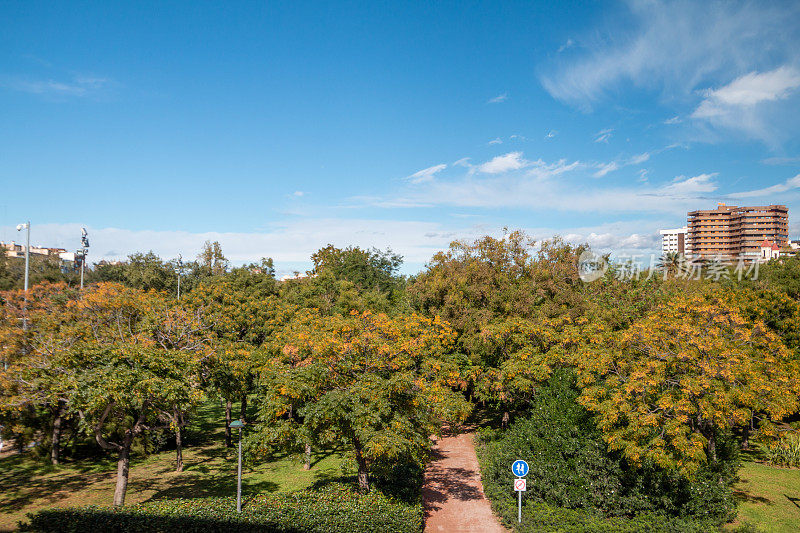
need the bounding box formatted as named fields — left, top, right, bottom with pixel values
left=512, top=459, right=529, bottom=477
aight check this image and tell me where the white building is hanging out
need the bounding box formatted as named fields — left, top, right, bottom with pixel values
left=659, top=227, right=688, bottom=256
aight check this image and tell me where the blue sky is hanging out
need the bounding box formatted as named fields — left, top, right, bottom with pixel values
left=2, top=1, right=800, bottom=275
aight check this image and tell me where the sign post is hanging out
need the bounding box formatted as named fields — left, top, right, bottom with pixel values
left=230, top=419, right=245, bottom=512
left=512, top=460, right=529, bottom=523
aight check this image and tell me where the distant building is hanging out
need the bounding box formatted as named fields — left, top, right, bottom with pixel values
left=687, top=203, right=789, bottom=260
left=1, top=241, right=75, bottom=262
left=659, top=227, right=688, bottom=256
left=759, top=239, right=781, bottom=262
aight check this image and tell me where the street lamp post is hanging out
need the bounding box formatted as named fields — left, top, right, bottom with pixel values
left=16, top=222, right=30, bottom=294
left=177, top=254, right=183, bottom=299
left=79, top=228, right=89, bottom=290
left=229, top=419, right=245, bottom=512
left=16, top=222, right=30, bottom=334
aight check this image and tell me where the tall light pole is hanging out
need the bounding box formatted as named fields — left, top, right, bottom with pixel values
left=16, top=222, right=30, bottom=294
left=78, top=228, right=89, bottom=290
left=16, top=222, right=30, bottom=334
left=177, top=254, right=183, bottom=299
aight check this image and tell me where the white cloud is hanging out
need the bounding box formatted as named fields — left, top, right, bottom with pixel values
left=762, top=156, right=800, bottom=165
left=477, top=152, right=529, bottom=174
left=694, top=67, right=800, bottom=113
left=593, top=162, right=619, bottom=178
left=661, top=173, right=718, bottom=195
left=594, top=128, right=613, bottom=143
left=292, top=191, right=305, bottom=197
left=488, top=137, right=503, bottom=145
left=545, top=130, right=557, bottom=139
left=3, top=76, right=111, bottom=97
left=729, top=173, right=800, bottom=198
left=557, top=38, right=575, bottom=53
left=487, top=93, right=508, bottom=104
left=540, top=1, right=798, bottom=107
left=664, top=116, right=681, bottom=124
left=691, top=66, right=800, bottom=140
left=405, top=163, right=447, bottom=184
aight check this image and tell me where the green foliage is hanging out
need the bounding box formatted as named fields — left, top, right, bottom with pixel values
left=765, top=432, right=800, bottom=467
left=19, top=484, right=422, bottom=533
left=757, top=255, right=800, bottom=300
left=477, top=370, right=738, bottom=525
left=491, top=501, right=716, bottom=533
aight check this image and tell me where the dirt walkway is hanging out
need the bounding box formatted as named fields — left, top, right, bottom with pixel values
left=422, top=432, right=508, bottom=532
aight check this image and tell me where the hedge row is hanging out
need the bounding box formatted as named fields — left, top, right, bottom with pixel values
left=491, top=500, right=718, bottom=533
left=20, top=484, right=423, bottom=533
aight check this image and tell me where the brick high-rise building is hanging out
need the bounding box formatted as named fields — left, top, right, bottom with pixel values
left=687, top=203, right=789, bottom=260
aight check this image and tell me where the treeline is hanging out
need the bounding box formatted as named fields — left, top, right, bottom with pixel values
left=2, top=231, right=800, bottom=528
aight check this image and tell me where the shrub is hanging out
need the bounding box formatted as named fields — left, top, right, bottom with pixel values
left=765, top=432, right=800, bottom=467
left=20, top=483, right=422, bottom=533
left=476, top=369, right=739, bottom=530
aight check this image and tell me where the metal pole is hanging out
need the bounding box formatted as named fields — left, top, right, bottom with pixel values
left=22, top=222, right=30, bottom=333
left=518, top=489, right=522, bottom=523
left=23, top=222, right=30, bottom=293
left=236, top=427, right=243, bottom=512
left=80, top=255, right=85, bottom=290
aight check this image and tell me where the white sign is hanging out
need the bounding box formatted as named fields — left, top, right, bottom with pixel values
left=513, top=478, right=527, bottom=492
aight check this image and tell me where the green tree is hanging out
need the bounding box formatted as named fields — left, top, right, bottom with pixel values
left=255, top=309, right=471, bottom=492
left=72, top=283, right=204, bottom=506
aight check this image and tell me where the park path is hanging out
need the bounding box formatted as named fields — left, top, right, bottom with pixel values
left=422, top=432, right=508, bottom=533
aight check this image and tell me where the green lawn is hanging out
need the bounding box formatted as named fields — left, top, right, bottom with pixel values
left=0, top=400, right=344, bottom=532
left=727, top=460, right=800, bottom=533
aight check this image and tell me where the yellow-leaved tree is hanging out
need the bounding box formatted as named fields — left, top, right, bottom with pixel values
left=577, top=291, right=800, bottom=474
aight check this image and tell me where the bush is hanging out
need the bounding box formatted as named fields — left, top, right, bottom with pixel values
left=20, top=483, right=422, bottom=533
left=766, top=432, right=800, bottom=467
left=476, top=370, right=738, bottom=530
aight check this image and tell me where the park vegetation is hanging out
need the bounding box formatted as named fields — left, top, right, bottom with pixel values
left=2, top=234, right=800, bottom=531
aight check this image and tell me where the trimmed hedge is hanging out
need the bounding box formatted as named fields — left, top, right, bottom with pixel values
left=476, top=370, right=739, bottom=532
left=493, top=500, right=716, bottom=533
left=19, top=484, right=423, bottom=533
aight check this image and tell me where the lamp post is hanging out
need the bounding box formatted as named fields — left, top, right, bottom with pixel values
left=176, top=254, right=183, bottom=298
left=16, top=222, right=30, bottom=334
left=78, top=228, right=89, bottom=290
left=229, top=419, right=245, bottom=512
left=15, top=222, right=30, bottom=294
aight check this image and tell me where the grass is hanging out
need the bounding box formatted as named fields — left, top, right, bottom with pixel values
left=0, top=400, right=345, bottom=532
left=726, top=457, right=800, bottom=533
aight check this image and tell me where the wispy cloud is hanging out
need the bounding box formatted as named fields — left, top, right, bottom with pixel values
left=487, top=93, right=508, bottom=104
left=593, top=162, right=619, bottom=178
left=488, top=137, right=503, bottom=145
left=691, top=66, right=800, bottom=141
left=557, top=38, right=574, bottom=53
left=545, top=130, right=557, bottom=139
left=592, top=152, right=650, bottom=178
left=3, top=75, right=111, bottom=97
left=762, top=156, right=800, bottom=165
left=594, top=128, right=613, bottom=143
left=540, top=1, right=799, bottom=108
left=405, top=163, right=447, bottom=184
left=476, top=152, right=529, bottom=174
left=664, top=116, right=681, bottom=125
left=729, top=173, right=800, bottom=198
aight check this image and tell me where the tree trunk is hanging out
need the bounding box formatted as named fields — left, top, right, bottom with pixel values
left=113, top=432, right=134, bottom=507
left=225, top=400, right=233, bottom=448
left=51, top=400, right=66, bottom=465
left=174, top=407, right=184, bottom=473
left=707, top=429, right=717, bottom=463
left=354, top=441, right=369, bottom=492
left=741, top=424, right=750, bottom=450
left=304, top=443, right=311, bottom=470
left=240, top=395, right=248, bottom=423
